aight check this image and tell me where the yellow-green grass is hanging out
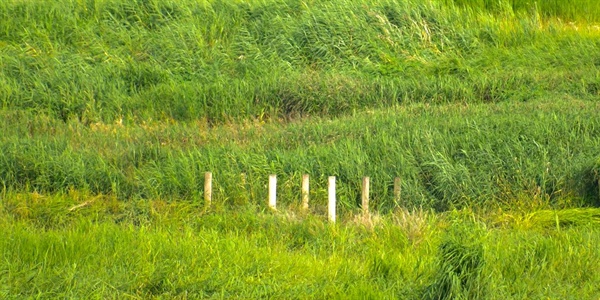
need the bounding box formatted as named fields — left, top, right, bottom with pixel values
left=1, top=192, right=598, bottom=298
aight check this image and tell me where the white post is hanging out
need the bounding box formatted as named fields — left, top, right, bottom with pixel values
left=204, top=172, right=212, bottom=207
left=302, top=174, right=309, bottom=210
left=269, top=174, right=277, bottom=210
left=328, top=176, right=336, bottom=223
left=362, top=177, right=370, bottom=216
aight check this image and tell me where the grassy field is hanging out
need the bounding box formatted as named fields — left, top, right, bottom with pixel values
left=2, top=99, right=600, bottom=212
left=1, top=194, right=599, bottom=298
left=1, top=0, right=600, bottom=298
left=1, top=0, right=599, bottom=123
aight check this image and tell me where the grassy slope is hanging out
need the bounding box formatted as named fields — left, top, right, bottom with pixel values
left=1, top=0, right=600, bottom=298
left=2, top=99, right=600, bottom=211
left=1, top=0, right=599, bottom=122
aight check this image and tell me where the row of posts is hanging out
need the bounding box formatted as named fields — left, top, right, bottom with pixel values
left=203, top=172, right=402, bottom=223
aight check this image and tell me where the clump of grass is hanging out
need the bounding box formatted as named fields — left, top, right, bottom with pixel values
left=448, top=0, right=600, bottom=23
left=392, top=208, right=437, bottom=245
left=424, top=221, right=487, bottom=299
left=530, top=208, right=600, bottom=228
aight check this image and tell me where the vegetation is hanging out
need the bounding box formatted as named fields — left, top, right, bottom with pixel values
left=1, top=0, right=599, bottom=123
left=1, top=0, right=599, bottom=298
left=1, top=99, right=600, bottom=211
left=1, top=193, right=599, bottom=298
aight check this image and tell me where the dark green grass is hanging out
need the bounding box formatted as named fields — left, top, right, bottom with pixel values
left=2, top=99, right=600, bottom=211
left=1, top=0, right=599, bottom=123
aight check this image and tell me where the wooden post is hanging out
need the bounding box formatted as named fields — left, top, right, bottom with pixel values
left=301, top=174, right=309, bottom=210
left=204, top=172, right=212, bottom=206
left=269, top=174, right=277, bottom=210
left=362, top=177, right=370, bottom=215
left=328, top=176, right=336, bottom=223
left=240, top=172, right=248, bottom=202
left=394, top=177, right=401, bottom=206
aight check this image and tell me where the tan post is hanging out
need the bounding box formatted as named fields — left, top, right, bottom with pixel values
left=204, top=172, right=212, bottom=206
left=394, top=177, right=402, bottom=206
left=269, top=174, right=277, bottom=210
left=302, top=174, right=309, bottom=210
left=362, top=177, right=370, bottom=215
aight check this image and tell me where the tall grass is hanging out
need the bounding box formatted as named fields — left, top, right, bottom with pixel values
left=1, top=194, right=599, bottom=298
left=449, top=0, right=600, bottom=23
left=1, top=0, right=599, bottom=123
left=1, top=1, right=599, bottom=297
left=1, top=99, right=599, bottom=211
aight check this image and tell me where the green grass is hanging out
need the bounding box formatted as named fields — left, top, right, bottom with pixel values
left=1, top=0, right=600, bottom=298
left=450, top=0, right=600, bottom=23
left=1, top=0, right=599, bottom=123
left=2, top=99, right=600, bottom=211
left=1, top=193, right=599, bottom=298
